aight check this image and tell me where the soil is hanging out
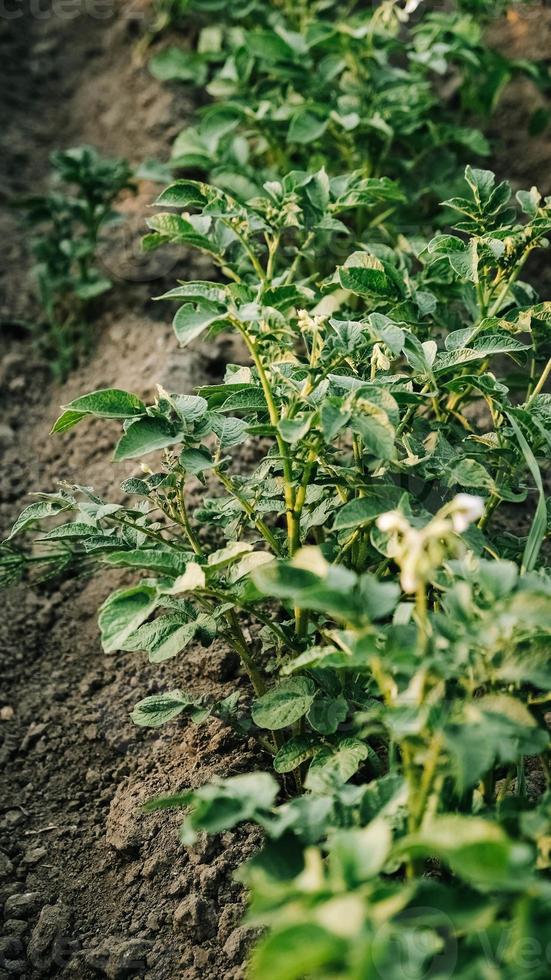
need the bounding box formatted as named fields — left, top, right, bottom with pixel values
left=0, top=3, right=259, bottom=978
left=0, top=3, right=550, bottom=979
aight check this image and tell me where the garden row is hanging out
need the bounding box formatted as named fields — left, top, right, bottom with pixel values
left=4, top=2, right=551, bottom=978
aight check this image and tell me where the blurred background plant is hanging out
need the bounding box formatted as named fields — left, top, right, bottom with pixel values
left=18, top=145, right=134, bottom=379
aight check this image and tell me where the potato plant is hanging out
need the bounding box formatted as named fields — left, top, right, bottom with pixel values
left=151, top=0, right=547, bottom=216
left=18, top=146, right=134, bottom=378
left=3, top=2, right=551, bottom=978
left=4, top=162, right=551, bottom=975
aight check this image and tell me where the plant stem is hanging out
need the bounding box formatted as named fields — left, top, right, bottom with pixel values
left=225, top=609, right=266, bottom=697
left=478, top=493, right=500, bottom=532
left=177, top=480, right=202, bottom=556
left=206, top=588, right=293, bottom=650
left=525, top=356, right=551, bottom=406
left=109, top=515, right=188, bottom=551
left=230, top=320, right=303, bottom=589
left=487, top=250, right=532, bottom=318
left=415, top=584, right=429, bottom=653
left=214, top=467, right=280, bottom=555
left=412, top=733, right=442, bottom=829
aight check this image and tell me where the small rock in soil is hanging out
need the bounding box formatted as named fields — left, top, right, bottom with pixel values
left=22, top=846, right=47, bottom=866
left=27, top=903, right=71, bottom=972
left=84, top=937, right=153, bottom=978
left=0, top=425, right=15, bottom=448
left=106, top=781, right=145, bottom=854
left=0, top=853, right=13, bottom=880
left=173, top=894, right=215, bottom=941
left=192, top=947, right=212, bottom=968
left=20, top=722, right=47, bottom=753
left=223, top=926, right=255, bottom=963
left=0, top=812, right=23, bottom=830
left=2, top=923, right=27, bottom=939
left=0, top=885, right=20, bottom=905
left=0, top=937, right=22, bottom=963
left=2, top=960, right=27, bottom=975
left=142, top=854, right=165, bottom=879
left=3, top=893, right=39, bottom=919
left=167, top=873, right=190, bottom=897
left=217, top=903, right=243, bottom=939
left=145, top=912, right=163, bottom=932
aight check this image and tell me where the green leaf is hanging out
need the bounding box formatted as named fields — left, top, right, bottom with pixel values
left=123, top=614, right=199, bottom=662
left=351, top=409, right=396, bottom=460
left=449, top=239, right=478, bottom=283
left=7, top=497, right=73, bottom=539
left=102, top=549, right=189, bottom=576
left=180, top=772, right=279, bottom=841
left=39, top=521, right=97, bottom=540
left=149, top=47, right=207, bottom=85
left=464, top=165, right=496, bottom=204
left=250, top=924, right=345, bottom=980
left=516, top=186, right=541, bottom=216
left=131, top=689, right=196, bottom=727
left=173, top=394, right=208, bottom=423
left=307, top=695, right=348, bottom=735
left=333, top=488, right=401, bottom=531
left=330, top=819, right=392, bottom=884
left=98, top=583, right=159, bottom=653
left=207, top=541, right=253, bottom=569
left=306, top=738, right=369, bottom=791
left=113, top=418, right=183, bottom=461
left=278, top=414, right=313, bottom=444
left=173, top=301, right=227, bottom=347
left=210, top=415, right=249, bottom=448
left=288, top=109, right=328, bottom=145
left=142, top=791, right=193, bottom=813
left=197, top=382, right=252, bottom=409
left=434, top=335, right=529, bottom=373
left=449, top=458, right=494, bottom=490
left=508, top=413, right=547, bottom=572
left=253, top=559, right=363, bottom=624
left=52, top=389, right=146, bottom=433
left=339, top=264, right=392, bottom=298
left=477, top=559, right=518, bottom=599
left=246, top=30, right=295, bottom=63
left=252, top=678, right=317, bottom=731
left=180, top=447, right=215, bottom=474
left=444, top=726, right=495, bottom=792
left=50, top=410, right=86, bottom=434
left=75, top=276, right=112, bottom=300
left=154, top=180, right=211, bottom=209
left=154, top=281, right=227, bottom=304
left=273, top=735, right=319, bottom=774
left=218, top=388, right=268, bottom=413
left=358, top=573, right=400, bottom=621
left=227, top=551, right=274, bottom=583
left=402, top=816, right=533, bottom=891
left=305, top=167, right=330, bottom=211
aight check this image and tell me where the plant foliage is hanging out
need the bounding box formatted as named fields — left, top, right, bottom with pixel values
left=18, top=146, right=134, bottom=378
left=3, top=1, right=551, bottom=977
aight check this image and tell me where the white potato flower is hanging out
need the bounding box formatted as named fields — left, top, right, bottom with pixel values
left=376, top=510, right=408, bottom=535
left=449, top=494, right=485, bottom=533
left=376, top=494, right=484, bottom=594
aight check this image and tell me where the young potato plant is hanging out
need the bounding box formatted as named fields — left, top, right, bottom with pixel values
left=150, top=0, right=547, bottom=217
left=3, top=163, right=551, bottom=976
left=19, top=146, right=134, bottom=379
